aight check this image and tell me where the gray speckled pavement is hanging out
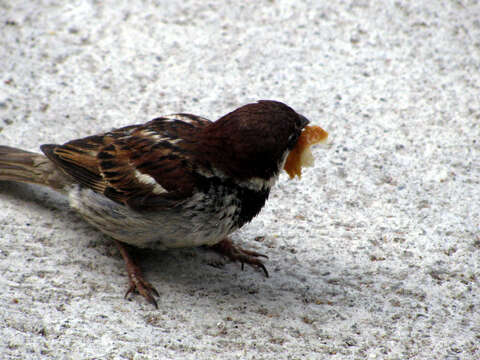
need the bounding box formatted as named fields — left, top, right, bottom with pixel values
left=1, top=1, right=479, bottom=359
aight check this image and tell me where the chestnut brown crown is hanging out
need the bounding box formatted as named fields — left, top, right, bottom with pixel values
left=200, top=100, right=309, bottom=181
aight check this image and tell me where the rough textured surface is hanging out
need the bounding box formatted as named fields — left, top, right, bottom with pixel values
left=1, top=1, right=479, bottom=359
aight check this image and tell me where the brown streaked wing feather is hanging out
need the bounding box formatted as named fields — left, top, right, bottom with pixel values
left=42, top=115, right=212, bottom=209
left=105, top=115, right=212, bottom=207
left=41, top=134, right=110, bottom=193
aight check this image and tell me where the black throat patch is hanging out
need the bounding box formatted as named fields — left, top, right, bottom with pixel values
left=195, top=175, right=271, bottom=229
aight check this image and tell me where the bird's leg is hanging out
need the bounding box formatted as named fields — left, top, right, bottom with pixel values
left=210, top=238, right=269, bottom=277
left=114, top=240, right=159, bottom=308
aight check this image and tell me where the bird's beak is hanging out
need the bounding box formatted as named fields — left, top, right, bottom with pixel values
left=299, top=115, right=310, bottom=128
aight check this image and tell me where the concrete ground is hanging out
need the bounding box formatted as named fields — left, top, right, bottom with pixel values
left=0, top=1, right=479, bottom=359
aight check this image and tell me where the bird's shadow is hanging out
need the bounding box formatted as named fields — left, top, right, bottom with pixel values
left=130, top=241, right=353, bottom=314
left=0, top=181, right=69, bottom=213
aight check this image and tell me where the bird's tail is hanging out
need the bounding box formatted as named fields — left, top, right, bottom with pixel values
left=0, top=145, right=70, bottom=191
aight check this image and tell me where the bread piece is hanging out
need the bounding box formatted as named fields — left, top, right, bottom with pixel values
left=284, top=125, right=328, bottom=179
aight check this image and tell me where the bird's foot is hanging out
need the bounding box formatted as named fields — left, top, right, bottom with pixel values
left=114, top=240, right=159, bottom=308
left=210, top=238, right=269, bottom=277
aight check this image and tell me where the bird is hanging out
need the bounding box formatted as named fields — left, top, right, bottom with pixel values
left=0, top=100, right=327, bottom=307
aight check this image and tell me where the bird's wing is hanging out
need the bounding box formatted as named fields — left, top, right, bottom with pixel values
left=41, top=114, right=211, bottom=210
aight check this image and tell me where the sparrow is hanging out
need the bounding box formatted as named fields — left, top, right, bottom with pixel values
left=0, top=100, right=324, bottom=307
